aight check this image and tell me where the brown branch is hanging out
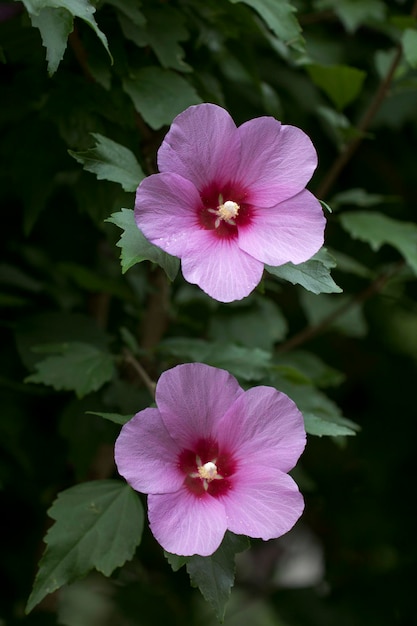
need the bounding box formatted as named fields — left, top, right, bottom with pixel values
left=277, top=260, right=404, bottom=354
left=315, top=0, right=417, bottom=200
left=140, top=266, right=171, bottom=354
left=123, top=348, right=156, bottom=398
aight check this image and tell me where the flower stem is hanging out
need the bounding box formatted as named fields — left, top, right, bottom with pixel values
left=123, top=348, right=156, bottom=398
left=277, top=260, right=404, bottom=353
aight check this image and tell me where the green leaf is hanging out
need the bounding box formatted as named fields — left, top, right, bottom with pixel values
left=30, top=7, right=73, bottom=76
left=26, top=481, right=144, bottom=613
left=300, top=291, right=367, bottom=338
left=269, top=372, right=359, bottom=437
left=209, top=298, right=288, bottom=350
left=25, top=342, right=115, bottom=398
left=122, top=67, right=201, bottom=130
left=402, top=28, right=417, bottom=69
left=15, top=312, right=111, bottom=371
left=106, top=209, right=180, bottom=280
left=315, top=0, right=386, bottom=34
left=330, top=188, right=397, bottom=209
left=21, top=0, right=112, bottom=75
left=266, top=247, right=342, bottom=295
left=275, top=351, right=345, bottom=388
left=228, top=0, right=302, bottom=48
left=186, top=532, right=249, bottom=621
left=86, top=411, right=134, bottom=425
left=160, top=338, right=271, bottom=381
left=316, top=105, right=356, bottom=149
left=303, top=412, right=359, bottom=437
left=307, top=64, right=366, bottom=110
left=119, top=6, right=191, bottom=72
left=327, top=249, right=374, bottom=279
left=339, top=211, right=417, bottom=275
left=164, top=552, right=189, bottom=572
left=104, top=0, right=145, bottom=26
left=69, top=133, right=144, bottom=192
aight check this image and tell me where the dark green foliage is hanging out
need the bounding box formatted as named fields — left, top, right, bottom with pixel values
left=1, top=0, right=417, bottom=624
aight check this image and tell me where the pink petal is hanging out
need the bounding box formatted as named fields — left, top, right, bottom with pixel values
left=157, top=103, right=241, bottom=191
left=215, top=386, right=306, bottom=473
left=238, top=190, right=325, bottom=266
left=180, top=230, right=264, bottom=302
left=156, top=363, right=244, bottom=449
left=114, top=408, right=184, bottom=495
left=222, top=467, right=304, bottom=540
left=135, top=172, right=203, bottom=257
left=234, top=119, right=318, bottom=207
left=148, top=489, right=227, bottom=556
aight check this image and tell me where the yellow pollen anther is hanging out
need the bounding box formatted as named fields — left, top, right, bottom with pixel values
left=207, top=199, right=240, bottom=228
left=217, top=200, right=240, bottom=221
left=198, top=461, right=218, bottom=481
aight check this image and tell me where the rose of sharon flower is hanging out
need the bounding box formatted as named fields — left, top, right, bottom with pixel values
left=115, top=363, right=306, bottom=557
left=135, top=103, right=325, bottom=302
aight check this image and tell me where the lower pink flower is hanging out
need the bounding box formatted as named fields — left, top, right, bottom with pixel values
left=115, top=363, right=306, bottom=557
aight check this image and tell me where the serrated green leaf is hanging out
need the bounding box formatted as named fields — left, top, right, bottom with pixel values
left=26, top=481, right=144, bottom=613
left=266, top=248, right=342, bottom=295
left=119, top=6, right=191, bottom=72
left=86, top=411, right=134, bottom=425
left=339, top=211, right=417, bottom=275
left=69, top=133, right=144, bottom=192
left=402, top=28, right=417, bottom=68
left=307, top=64, right=366, bottom=110
left=21, top=0, right=112, bottom=75
left=164, top=551, right=189, bottom=572
left=30, top=7, right=73, bottom=76
left=186, top=532, right=249, bottom=621
left=122, top=67, right=201, bottom=130
left=106, top=209, right=180, bottom=280
left=25, top=342, right=115, bottom=398
left=160, top=338, right=271, bottom=381
left=228, top=0, right=302, bottom=48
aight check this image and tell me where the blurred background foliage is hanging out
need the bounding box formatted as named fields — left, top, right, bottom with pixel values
left=1, top=0, right=417, bottom=624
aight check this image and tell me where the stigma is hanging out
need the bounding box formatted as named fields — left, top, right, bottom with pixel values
left=208, top=197, right=240, bottom=228
left=198, top=461, right=219, bottom=481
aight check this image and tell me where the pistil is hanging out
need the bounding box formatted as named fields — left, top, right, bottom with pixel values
left=208, top=196, right=240, bottom=228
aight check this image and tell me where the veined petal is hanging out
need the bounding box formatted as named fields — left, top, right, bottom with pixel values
left=148, top=489, right=227, bottom=556
left=157, top=103, right=241, bottom=191
left=115, top=408, right=184, bottom=495
left=235, top=119, right=318, bottom=207
left=215, top=386, right=306, bottom=473
left=180, top=230, right=264, bottom=302
left=135, top=172, right=203, bottom=257
left=222, top=467, right=304, bottom=540
left=156, top=363, right=243, bottom=449
left=238, top=190, right=325, bottom=266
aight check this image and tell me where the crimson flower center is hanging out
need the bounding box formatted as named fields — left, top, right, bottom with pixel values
left=178, top=439, right=235, bottom=497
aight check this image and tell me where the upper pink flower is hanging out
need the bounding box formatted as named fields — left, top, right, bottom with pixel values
left=135, top=103, right=325, bottom=302
left=115, top=363, right=306, bottom=557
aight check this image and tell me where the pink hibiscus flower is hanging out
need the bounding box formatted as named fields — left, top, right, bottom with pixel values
left=135, top=103, right=325, bottom=302
left=115, top=363, right=306, bottom=557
